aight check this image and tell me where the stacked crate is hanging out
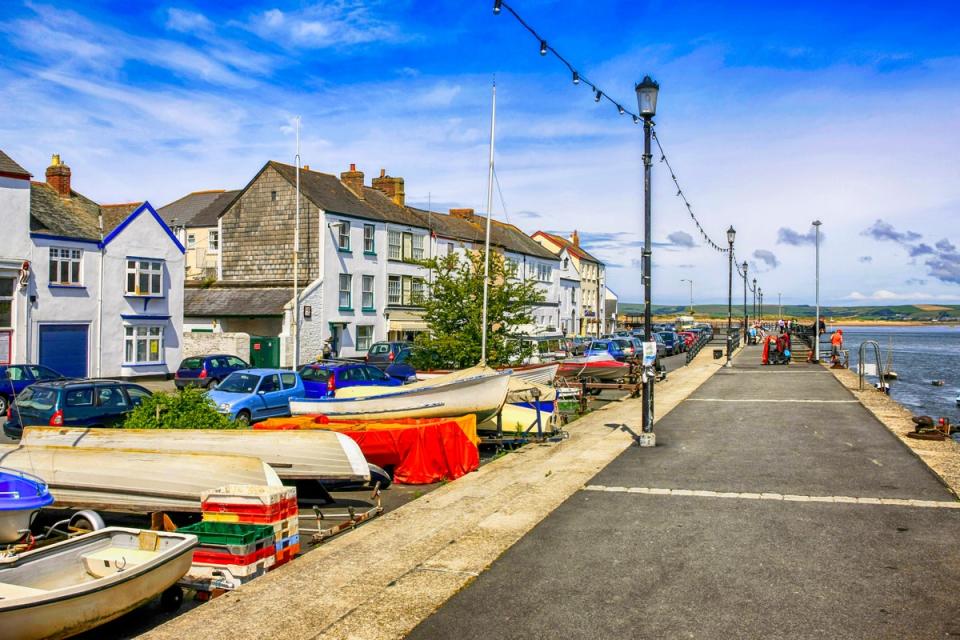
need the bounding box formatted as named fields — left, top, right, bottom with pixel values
left=176, top=520, right=277, bottom=586
left=200, top=485, right=300, bottom=570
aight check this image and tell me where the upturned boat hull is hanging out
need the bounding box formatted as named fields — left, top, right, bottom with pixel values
left=291, top=366, right=510, bottom=422
left=0, top=445, right=281, bottom=513
left=417, top=362, right=559, bottom=385
left=19, top=427, right=369, bottom=483
left=557, top=356, right=629, bottom=381
left=0, top=527, right=196, bottom=640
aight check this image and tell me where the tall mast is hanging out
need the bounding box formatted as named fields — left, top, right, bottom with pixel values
left=293, top=116, right=301, bottom=367
left=480, top=80, right=496, bottom=365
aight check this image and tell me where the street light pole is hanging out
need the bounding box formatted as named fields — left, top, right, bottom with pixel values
left=778, top=292, right=782, bottom=320
left=681, top=278, right=693, bottom=314
left=759, top=288, right=763, bottom=325
left=636, top=76, right=659, bottom=444
left=725, top=226, right=736, bottom=368
left=742, top=261, right=748, bottom=343
left=752, top=278, right=757, bottom=325
left=813, top=220, right=822, bottom=362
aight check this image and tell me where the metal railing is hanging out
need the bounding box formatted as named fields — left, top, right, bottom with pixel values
left=857, top=339, right=886, bottom=391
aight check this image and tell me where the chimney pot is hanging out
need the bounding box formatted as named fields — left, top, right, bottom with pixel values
left=303, top=164, right=310, bottom=171
left=571, top=230, right=580, bottom=247
left=380, top=168, right=386, bottom=178
left=350, top=163, right=356, bottom=171
left=46, top=154, right=72, bottom=198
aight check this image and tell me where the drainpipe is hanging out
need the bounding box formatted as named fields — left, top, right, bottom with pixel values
left=96, top=209, right=104, bottom=377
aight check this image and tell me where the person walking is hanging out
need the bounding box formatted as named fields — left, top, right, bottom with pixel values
left=830, top=329, right=844, bottom=366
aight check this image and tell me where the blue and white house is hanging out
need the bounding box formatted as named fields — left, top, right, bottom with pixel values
left=0, top=151, right=184, bottom=378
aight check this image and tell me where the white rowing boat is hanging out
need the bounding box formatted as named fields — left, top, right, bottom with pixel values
left=291, top=366, right=510, bottom=422
left=0, top=445, right=281, bottom=513
left=0, top=527, right=196, bottom=640
left=19, top=427, right=369, bottom=483
left=417, top=362, right=559, bottom=386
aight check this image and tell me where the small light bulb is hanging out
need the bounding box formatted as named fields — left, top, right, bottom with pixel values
left=493, top=0, right=502, bottom=14
left=633, top=115, right=639, bottom=124
left=539, top=40, right=547, bottom=56
left=594, top=89, right=602, bottom=102
left=617, top=104, right=625, bottom=115
left=572, top=71, right=579, bottom=85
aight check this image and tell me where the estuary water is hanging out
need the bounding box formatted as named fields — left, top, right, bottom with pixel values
left=833, top=324, right=960, bottom=420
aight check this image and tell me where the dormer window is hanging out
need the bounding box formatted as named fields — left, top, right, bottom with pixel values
left=49, top=248, right=82, bottom=286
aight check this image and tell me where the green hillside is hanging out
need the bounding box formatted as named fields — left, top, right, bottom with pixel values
left=617, top=303, right=960, bottom=322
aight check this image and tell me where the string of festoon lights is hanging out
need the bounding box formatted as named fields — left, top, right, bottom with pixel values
left=492, top=0, right=736, bottom=255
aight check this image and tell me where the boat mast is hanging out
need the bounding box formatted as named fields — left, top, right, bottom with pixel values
left=480, top=80, right=496, bottom=366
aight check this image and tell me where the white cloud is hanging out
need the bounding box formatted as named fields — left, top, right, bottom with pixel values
left=165, top=8, right=213, bottom=35
left=242, top=3, right=405, bottom=49
left=845, top=290, right=960, bottom=302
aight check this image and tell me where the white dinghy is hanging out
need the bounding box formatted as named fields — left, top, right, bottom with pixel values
left=0, top=527, right=196, bottom=640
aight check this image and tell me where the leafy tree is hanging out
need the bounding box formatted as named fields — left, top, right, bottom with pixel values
left=123, top=387, right=235, bottom=429
left=410, top=250, right=545, bottom=369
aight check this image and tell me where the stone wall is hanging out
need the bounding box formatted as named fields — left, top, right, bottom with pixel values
left=182, top=331, right=251, bottom=363
left=220, top=166, right=319, bottom=282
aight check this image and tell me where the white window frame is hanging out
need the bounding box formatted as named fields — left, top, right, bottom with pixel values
left=412, top=234, right=425, bottom=260
left=388, top=275, right=401, bottom=305
left=388, top=231, right=402, bottom=260
left=125, top=259, right=164, bottom=297
left=361, top=275, right=375, bottom=310
left=49, top=247, right=83, bottom=286
left=124, top=325, right=164, bottom=365
left=388, top=275, right=425, bottom=306
left=363, top=224, right=375, bottom=254
left=208, top=230, right=219, bottom=251
left=0, top=277, right=13, bottom=329
left=338, top=273, right=352, bottom=309
left=337, top=221, right=351, bottom=251
left=186, top=233, right=196, bottom=248
left=357, top=325, right=374, bottom=351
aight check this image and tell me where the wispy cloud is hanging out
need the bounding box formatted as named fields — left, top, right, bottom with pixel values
left=777, top=226, right=818, bottom=246
left=242, top=3, right=406, bottom=49
left=861, top=219, right=922, bottom=243
left=165, top=8, right=213, bottom=35
left=653, top=230, right=696, bottom=250
left=859, top=220, right=960, bottom=285
left=858, top=256, right=873, bottom=263
left=845, top=289, right=959, bottom=301
left=753, top=249, right=779, bottom=268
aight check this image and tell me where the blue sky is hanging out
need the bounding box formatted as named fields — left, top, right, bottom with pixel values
left=2, top=1, right=959, bottom=306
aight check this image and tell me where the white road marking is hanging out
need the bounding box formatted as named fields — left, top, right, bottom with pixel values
left=582, top=485, right=960, bottom=509
left=685, top=398, right=859, bottom=403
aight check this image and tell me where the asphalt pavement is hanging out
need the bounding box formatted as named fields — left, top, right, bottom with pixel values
left=408, top=345, right=960, bottom=639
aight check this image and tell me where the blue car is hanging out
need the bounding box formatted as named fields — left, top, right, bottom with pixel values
left=0, top=364, right=66, bottom=416
left=175, top=354, right=249, bottom=390
left=584, top=339, right=628, bottom=362
left=298, top=362, right=403, bottom=398
left=207, top=368, right=305, bottom=427
left=384, top=349, right=417, bottom=383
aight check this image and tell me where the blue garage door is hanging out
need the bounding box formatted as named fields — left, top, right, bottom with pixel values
left=39, top=324, right=89, bottom=379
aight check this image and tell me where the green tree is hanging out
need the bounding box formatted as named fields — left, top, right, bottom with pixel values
left=123, top=387, right=235, bottom=429
left=410, top=250, right=545, bottom=369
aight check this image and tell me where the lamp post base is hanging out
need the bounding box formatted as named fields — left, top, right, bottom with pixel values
left=636, top=432, right=656, bottom=448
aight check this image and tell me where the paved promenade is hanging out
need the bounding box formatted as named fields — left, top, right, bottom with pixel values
left=410, top=345, right=960, bottom=639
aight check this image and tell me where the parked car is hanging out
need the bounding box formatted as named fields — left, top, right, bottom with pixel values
left=174, top=354, right=249, bottom=390
left=584, top=339, right=628, bottom=362
left=564, top=337, right=589, bottom=356
left=657, top=331, right=682, bottom=356
left=365, top=341, right=411, bottom=370
left=4, top=380, right=152, bottom=439
left=0, top=364, right=66, bottom=415
left=679, top=331, right=698, bottom=348
left=298, top=362, right=404, bottom=398
left=207, top=369, right=305, bottom=427
left=385, top=349, right=418, bottom=382
left=613, top=337, right=636, bottom=358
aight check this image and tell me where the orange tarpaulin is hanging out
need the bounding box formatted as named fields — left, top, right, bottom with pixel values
left=255, top=415, right=479, bottom=485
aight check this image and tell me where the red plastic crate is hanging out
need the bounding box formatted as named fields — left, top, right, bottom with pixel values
left=271, top=543, right=301, bottom=569
left=192, top=545, right=274, bottom=566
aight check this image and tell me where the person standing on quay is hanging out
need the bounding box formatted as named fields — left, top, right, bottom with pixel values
left=830, top=329, right=844, bottom=365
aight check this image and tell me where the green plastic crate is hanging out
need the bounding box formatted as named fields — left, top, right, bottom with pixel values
left=177, top=521, right=275, bottom=547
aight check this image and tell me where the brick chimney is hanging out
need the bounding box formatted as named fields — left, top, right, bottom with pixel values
left=571, top=230, right=580, bottom=247
left=46, top=154, right=72, bottom=197
left=449, top=208, right=476, bottom=222
left=340, top=163, right=364, bottom=199
left=371, top=168, right=405, bottom=206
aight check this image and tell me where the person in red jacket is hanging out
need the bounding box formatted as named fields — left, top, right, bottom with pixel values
left=830, top=329, right=844, bottom=364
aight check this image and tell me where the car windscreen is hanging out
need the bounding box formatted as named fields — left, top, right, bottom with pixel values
left=218, top=373, right=260, bottom=393
left=16, top=386, right=57, bottom=411
left=298, top=367, right=332, bottom=382
left=179, top=357, right=204, bottom=370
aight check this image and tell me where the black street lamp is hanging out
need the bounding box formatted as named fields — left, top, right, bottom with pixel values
left=726, top=225, right=736, bottom=367
left=635, top=75, right=658, bottom=444
left=752, top=277, right=757, bottom=325
left=759, top=288, right=764, bottom=325
left=742, top=261, right=748, bottom=343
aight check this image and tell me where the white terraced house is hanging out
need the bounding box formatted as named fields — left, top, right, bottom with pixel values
left=179, top=162, right=565, bottom=364
left=0, top=150, right=184, bottom=379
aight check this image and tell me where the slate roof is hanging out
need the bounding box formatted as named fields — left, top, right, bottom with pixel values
left=158, top=190, right=235, bottom=228
left=268, top=162, right=386, bottom=222
left=29, top=182, right=103, bottom=241
left=532, top=231, right=602, bottom=264
left=0, top=149, right=30, bottom=178
left=184, top=286, right=292, bottom=317
left=100, top=202, right=144, bottom=233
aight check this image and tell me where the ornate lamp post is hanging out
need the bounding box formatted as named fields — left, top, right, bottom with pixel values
left=752, top=277, right=757, bottom=325
left=813, top=220, right=823, bottom=362
left=742, top=261, right=748, bottom=343
left=636, top=75, right=659, bottom=444
left=726, top=225, right=736, bottom=367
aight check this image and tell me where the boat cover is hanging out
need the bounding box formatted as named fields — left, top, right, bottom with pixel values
left=255, top=416, right=479, bottom=485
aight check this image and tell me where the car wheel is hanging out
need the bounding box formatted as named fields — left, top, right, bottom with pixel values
left=0, top=395, right=7, bottom=416
left=235, top=410, right=251, bottom=427
left=207, top=379, right=219, bottom=390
